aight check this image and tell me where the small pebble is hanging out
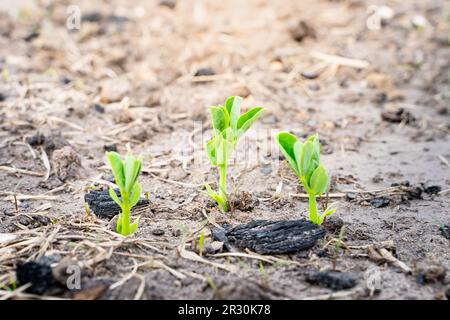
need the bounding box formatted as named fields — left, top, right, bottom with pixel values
left=152, top=228, right=165, bottom=236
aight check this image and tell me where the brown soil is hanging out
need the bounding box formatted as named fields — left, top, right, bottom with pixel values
left=0, top=0, right=449, bottom=300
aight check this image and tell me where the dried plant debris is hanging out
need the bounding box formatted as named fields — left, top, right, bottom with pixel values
left=84, top=188, right=150, bottom=218
left=345, top=182, right=442, bottom=207
left=213, top=220, right=326, bottom=254
left=305, top=271, right=357, bottom=290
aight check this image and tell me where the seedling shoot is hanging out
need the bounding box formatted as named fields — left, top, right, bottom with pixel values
left=204, top=96, right=264, bottom=212
left=277, top=132, right=336, bottom=224
left=106, top=151, right=143, bottom=236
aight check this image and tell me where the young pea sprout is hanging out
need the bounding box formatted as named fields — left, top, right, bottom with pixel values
left=106, top=151, right=143, bottom=236
left=277, top=132, right=337, bottom=224
left=204, top=96, right=264, bottom=212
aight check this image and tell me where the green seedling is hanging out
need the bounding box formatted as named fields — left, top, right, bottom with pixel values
left=204, top=96, right=264, bottom=212
left=259, top=262, right=269, bottom=286
left=277, top=132, right=336, bottom=225
left=198, top=231, right=205, bottom=257
left=106, top=151, right=143, bottom=236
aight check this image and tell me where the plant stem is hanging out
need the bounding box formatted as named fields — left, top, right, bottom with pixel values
left=219, top=164, right=229, bottom=212
left=121, top=195, right=130, bottom=235
left=308, top=193, right=319, bottom=224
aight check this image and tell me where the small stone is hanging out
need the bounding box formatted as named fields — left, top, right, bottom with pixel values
left=194, top=68, right=215, bottom=77
left=260, top=166, right=272, bottom=175
left=103, top=144, right=117, bottom=152
left=152, top=229, right=165, bottom=236
left=94, top=103, right=105, bottom=113
left=100, top=78, right=130, bottom=103
left=159, top=0, right=176, bottom=9
left=231, top=85, right=251, bottom=98
left=370, top=197, right=390, bottom=208
left=290, top=20, right=316, bottom=42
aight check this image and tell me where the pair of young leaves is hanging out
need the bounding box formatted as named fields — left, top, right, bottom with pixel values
left=106, top=151, right=143, bottom=235
left=206, top=96, right=264, bottom=167
left=277, top=132, right=336, bottom=224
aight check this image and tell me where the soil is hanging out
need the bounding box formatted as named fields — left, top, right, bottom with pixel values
left=0, top=0, right=449, bottom=300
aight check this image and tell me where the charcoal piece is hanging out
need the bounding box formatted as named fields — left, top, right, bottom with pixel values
left=424, top=185, right=441, bottom=194
left=84, top=189, right=150, bottom=218
left=306, top=271, right=357, bottom=290
left=213, top=220, right=326, bottom=254
left=16, top=262, right=54, bottom=294
left=26, top=132, right=45, bottom=146
left=370, top=197, right=390, bottom=208
left=211, top=227, right=232, bottom=252
left=406, top=186, right=423, bottom=200
left=440, top=225, right=450, bottom=239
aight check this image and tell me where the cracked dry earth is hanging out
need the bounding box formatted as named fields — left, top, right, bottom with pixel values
left=0, top=0, right=449, bottom=300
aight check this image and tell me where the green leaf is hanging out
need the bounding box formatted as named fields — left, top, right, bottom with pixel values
left=116, top=214, right=123, bottom=234
left=203, top=183, right=227, bottom=209
left=210, top=106, right=229, bottom=133
left=293, top=141, right=303, bottom=176
left=277, top=132, right=300, bottom=176
left=124, top=153, right=135, bottom=192
left=236, top=107, right=264, bottom=137
left=106, top=152, right=125, bottom=189
left=225, top=96, right=242, bottom=130
left=310, top=164, right=329, bottom=195
left=206, top=137, right=218, bottom=166
left=301, top=140, right=320, bottom=183
left=109, top=187, right=123, bottom=208
left=323, top=202, right=337, bottom=218
left=133, top=158, right=143, bottom=185
left=124, top=154, right=142, bottom=193
left=130, top=217, right=140, bottom=234
left=129, top=181, right=141, bottom=207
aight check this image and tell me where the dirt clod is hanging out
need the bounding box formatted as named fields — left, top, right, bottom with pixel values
left=323, top=216, right=344, bottom=234
left=416, top=265, right=446, bottom=284
left=52, top=146, right=81, bottom=181
left=230, top=191, right=259, bottom=212
left=290, top=20, right=316, bottom=42
left=381, top=108, right=415, bottom=124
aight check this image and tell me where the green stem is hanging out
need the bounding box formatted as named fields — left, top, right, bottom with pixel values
left=121, top=195, right=130, bottom=235
left=219, top=165, right=229, bottom=212
left=308, top=193, right=319, bottom=224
